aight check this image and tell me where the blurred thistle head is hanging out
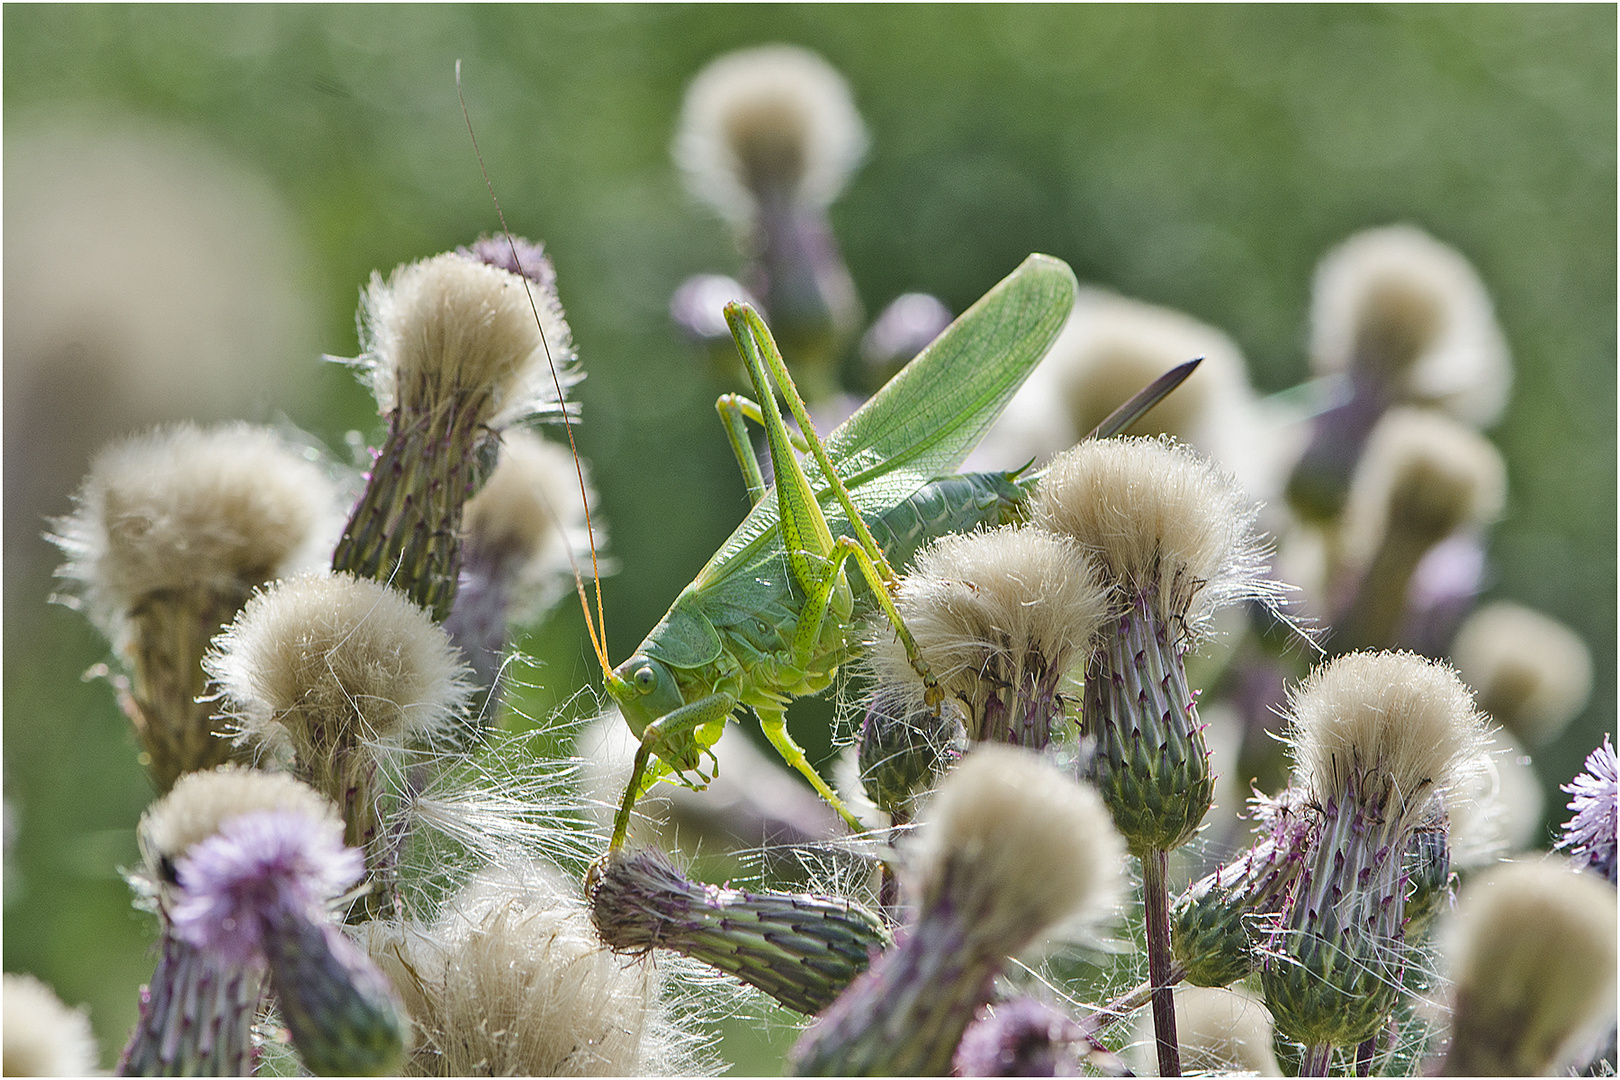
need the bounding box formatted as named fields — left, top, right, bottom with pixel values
left=1450, top=601, right=1593, bottom=746
left=1033, top=436, right=1284, bottom=639
left=139, top=764, right=341, bottom=888
left=858, top=292, right=953, bottom=390
left=1340, top=406, right=1505, bottom=565
left=51, top=421, right=339, bottom=643
left=1133, top=985, right=1279, bottom=1077
left=909, top=744, right=1125, bottom=949
left=953, top=997, right=1089, bottom=1077
left=1438, top=859, right=1618, bottom=1076
left=669, top=273, right=760, bottom=343
left=1286, top=650, right=1486, bottom=826
left=378, top=861, right=695, bottom=1077
left=869, top=525, right=1108, bottom=746
left=206, top=572, right=473, bottom=762
left=460, top=428, right=598, bottom=621
left=674, top=43, right=868, bottom=225
left=1310, top=224, right=1511, bottom=426
left=1554, top=733, right=1617, bottom=883
left=352, top=249, right=576, bottom=428
left=1, top=973, right=100, bottom=1077
left=1448, top=727, right=1546, bottom=865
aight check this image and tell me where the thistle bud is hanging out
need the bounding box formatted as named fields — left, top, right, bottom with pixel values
left=589, top=847, right=890, bottom=1015
left=1260, top=651, right=1486, bottom=1060
left=2, top=973, right=99, bottom=1077
left=204, top=573, right=472, bottom=908
left=1437, top=860, right=1617, bottom=1076
left=50, top=422, right=340, bottom=790
left=855, top=684, right=964, bottom=820
left=1554, top=734, right=1617, bottom=883
left=1451, top=601, right=1593, bottom=746
left=1335, top=408, right=1505, bottom=650
left=332, top=246, right=577, bottom=619
left=869, top=525, right=1108, bottom=752
left=790, top=746, right=1124, bottom=1076
left=445, top=429, right=600, bottom=703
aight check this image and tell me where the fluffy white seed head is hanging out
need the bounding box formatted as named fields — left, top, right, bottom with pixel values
left=355, top=251, right=576, bottom=427
left=138, top=764, right=341, bottom=873
left=376, top=862, right=687, bottom=1077
left=1450, top=602, right=1593, bottom=745
left=206, top=572, right=472, bottom=757
left=1133, top=985, right=1279, bottom=1077
left=2, top=973, right=100, bottom=1077
left=869, top=525, right=1109, bottom=717
left=51, top=422, right=340, bottom=641
left=673, top=44, right=868, bottom=224
left=1340, top=407, right=1506, bottom=567
left=1448, top=728, right=1546, bottom=866
left=1033, top=436, right=1283, bottom=637
left=1287, top=651, right=1487, bottom=823
left=1441, top=860, right=1618, bottom=1075
left=910, top=745, right=1125, bottom=949
left=1310, top=224, right=1511, bottom=426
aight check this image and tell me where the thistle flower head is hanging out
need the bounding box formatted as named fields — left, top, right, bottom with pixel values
left=139, top=764, right=341, bottom=884
left=1286, top=651, right=1485, bottom=823
left=674, top=44, right=868, bottom=225
left=953, top=997, right=1089, bottom=1077
left=51, top=421, right=338, bottom=641
left=1340, top=406, right=1505, bottom=564
left=169, top=808, right=363, bottom=967
left=2, top=973, right=100, bottom=1077
left=353, top=249, right=576, bottom=428
left=910, top=744, right=1125, bottom=947
left=870, top=525, right=1109, bottom=746
left=1450, top=602, right=1593, bottom=745
left=1033, top=436, right=1283, bottom=638
left=206, top=572, right=473, bottom=758
left=1555, top=734, right=1617, bottom=882
left=858, top=292, right=953, bottom=388
left=1310, top=224, right=1511, bottom=426
left=1439, top=860, right=1618, bottom=1076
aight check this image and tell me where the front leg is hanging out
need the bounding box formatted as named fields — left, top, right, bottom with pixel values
left=609, top=691, right=736, bottom=850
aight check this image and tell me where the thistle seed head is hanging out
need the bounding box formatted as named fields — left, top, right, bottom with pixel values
left=1286, top=650, right=1486, bottom=825
left=910, top=744, right=1125, bottom=950
left=1439, top=860, right=1618, bottom=1076
left=1, top=973, right=99, bottom=1078
left=1033, top=436, right=1283, bottom=639
left=1309, top=224, right=1511, bottom=426
left=139, top=764, right=341, bottom=885
left=1134, top=985, right=1280, bottom=1077
left=1340, top=406, right=1505, bottom=564
left=869, top=525, right=1108, bottom=746
left=1447, top=727, right=1545, bottom=865
left=1450, top=601, right=1593, bottom=746
left=353, top=250, right=576, bottom=428
left=51, top=421, right=339, bottom=642
left=206, top=572, right=473, bottom=759
left=674, top=44, right=868, bottom=225
left=169, top=808, right=363, bottom=968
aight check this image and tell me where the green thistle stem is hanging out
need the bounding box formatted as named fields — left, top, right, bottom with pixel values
left=333, top=390, right=497, bottom=622
left=589, top=848, right=891, bottom=1016
left=118, top=931, right=263, bottom=1076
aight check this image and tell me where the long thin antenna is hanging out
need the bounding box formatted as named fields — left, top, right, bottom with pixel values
left=456, top=60, right=613, bottom=678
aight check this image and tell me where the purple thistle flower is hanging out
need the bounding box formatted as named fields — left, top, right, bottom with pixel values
left=1556, top=734, right=1617, bottom=883
left=171, top=809, right=362, bottom=967
left=953, top=998, right=1088, bottom=1077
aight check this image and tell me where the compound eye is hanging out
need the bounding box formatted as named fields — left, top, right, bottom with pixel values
left=633, top=665, right=657, bottom=693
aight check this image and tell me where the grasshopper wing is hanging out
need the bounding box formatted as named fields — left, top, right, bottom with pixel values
left=826, top=252, right=1077, bottom=488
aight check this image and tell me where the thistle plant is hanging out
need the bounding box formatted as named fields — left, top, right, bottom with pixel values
left=2, top=973, right=101, bottom=1077
left=868, top=524, right=1109, bottom=750
left=1259, top=651, right=1486, bottom=1075
left=122, top=765, right=403, bottom=1077
left=332, top=242, right=577, bottom=620
left=789, top=746, right=1124, bottom=1076
left=204, top=571, right=473, bottom=915
left=588, top=846, right=891, bottom=1015
left=1033, top=435, right=1285, bottom=1076
left=1435, top=860, right=1617, bottom=1076
left=49, top=422, right=340, bottom=791
left=1555, top=734, right=1617, bottom=883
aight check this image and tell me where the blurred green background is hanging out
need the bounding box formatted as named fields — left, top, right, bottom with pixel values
left=4, top=6, right=1613, bottom=1072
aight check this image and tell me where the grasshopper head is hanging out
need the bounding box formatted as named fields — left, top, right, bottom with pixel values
left=608, top=653, right=684, bottom=738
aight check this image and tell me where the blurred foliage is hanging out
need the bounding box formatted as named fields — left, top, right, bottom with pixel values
left=3, top=6, right=1612, bottom=1072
